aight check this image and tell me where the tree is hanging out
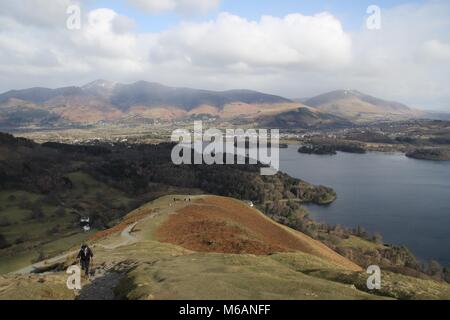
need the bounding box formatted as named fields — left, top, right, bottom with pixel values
left=30, top=205, right=44, bottom=220
left=19, top=199, right=33, bottom=210
left=54, top=207, right=66, bottom=217
left=443, top=268, right=450, bottom=284
left=0, top=234, right=9, bottom=249
left=42, top=192, right=60, bottom=206
left=334, top=224, right=345, bottom=238
left=47, top=224, right=62, bottom=236
left=354, top=225, right=368, bottom=239
left=428, top=260, right=443, bottom=278
left=0, top=218, right=12, bottom=227
left=372, top=232, right=383, bottom=245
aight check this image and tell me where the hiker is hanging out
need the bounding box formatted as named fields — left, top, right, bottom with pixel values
left=77, top=244, right=94, bottom=276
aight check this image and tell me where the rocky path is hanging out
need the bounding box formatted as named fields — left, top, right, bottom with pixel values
left=96, top=222, right=138, bottom=250
left=76, top=271, right=124, bottom=300
left=11, top=204, right=164, bottom=299
left=13, top=222, right=138, bottom=275
left=76, top=260, right=138, bottom=300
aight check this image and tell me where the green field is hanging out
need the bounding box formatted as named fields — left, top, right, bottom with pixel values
left=0, top=171, right=134, bottom=274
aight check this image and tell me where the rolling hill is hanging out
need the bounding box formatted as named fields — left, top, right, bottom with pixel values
left=1, top=195, right=450, bottom=300
left=0, top=132, right=341, bottom=274
left=260, top=106, right=352, bottom=129
left=0, top=80, right=299, bottom=126
left=155, top=196, right=361, bottom=271
left=303, top=90, right=424, bottom=122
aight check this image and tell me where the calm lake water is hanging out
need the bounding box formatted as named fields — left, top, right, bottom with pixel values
left=279, top=145, right=450, bottom=267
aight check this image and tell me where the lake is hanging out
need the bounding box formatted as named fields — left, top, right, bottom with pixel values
left=279, top=145, right=450, bottom=267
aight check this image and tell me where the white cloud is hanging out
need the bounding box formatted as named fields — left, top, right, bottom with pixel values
left=0, top=0, right=77, bottom=27
left=149, top=12, right=352, bottom=70
left=111, top=13, right=136, bottom=34
left=420, top=40, right=450, bottom=62
left=342, top=1, right=450, bottom=109
left=128, top=0, right=220, bottom=15
left=0, top=5, right=147, bottom=87
left=0, top=1, right=449, bottom=110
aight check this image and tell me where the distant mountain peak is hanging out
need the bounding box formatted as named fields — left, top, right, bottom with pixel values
left=342, top=89, right=361, bottom=95
left=304, top=89, right=417, bottom=122
left=325, top=89, right=364, bottom=97
left=82, top=79, right=117, bottom=90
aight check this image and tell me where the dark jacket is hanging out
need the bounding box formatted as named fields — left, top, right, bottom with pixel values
left=77, top=246, right=93, bottom=262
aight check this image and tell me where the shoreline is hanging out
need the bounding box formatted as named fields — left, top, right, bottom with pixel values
left=280, top=150, right=450, bottom=269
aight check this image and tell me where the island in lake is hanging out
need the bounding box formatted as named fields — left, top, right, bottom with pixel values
left=406, top=148, right=450, bottom=161
left=298, top=143, right=366, bottom=155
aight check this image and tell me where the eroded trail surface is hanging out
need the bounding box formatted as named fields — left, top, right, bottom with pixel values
left=77, top=272, right=124, bottom=300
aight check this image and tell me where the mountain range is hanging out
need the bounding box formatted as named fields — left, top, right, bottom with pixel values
left=0, top=80, right=436, bottom=129
left=303, top=90, right=425, bottom=122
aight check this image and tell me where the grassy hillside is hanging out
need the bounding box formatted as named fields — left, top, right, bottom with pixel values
left=0, top=80, right=297, bottom=126
left=0, top=133, right=338, bottom=274
left=304, top=90, right=423, bottom=122
left=0, top=171, right=133, bottom=273
left=1, top=195, right=449, bottom=300
left=260, top=107, right=352, bottom=129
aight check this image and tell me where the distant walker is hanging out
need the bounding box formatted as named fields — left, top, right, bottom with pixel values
left=77, top=244, right=94, bottom=276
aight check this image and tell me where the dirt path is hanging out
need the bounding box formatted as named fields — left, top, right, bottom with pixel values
left=14, top=251, right=75, bottom=275
left=96, top=222, right=138, bottom=250
left=12, top=222, right=138, bottom=275
left=10, top=198, right=188, bottom=299
left=76, top=272, right=124, bottom=300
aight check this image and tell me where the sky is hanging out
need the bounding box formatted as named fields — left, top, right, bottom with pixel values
left=0, top=0, right=449, bottom=110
